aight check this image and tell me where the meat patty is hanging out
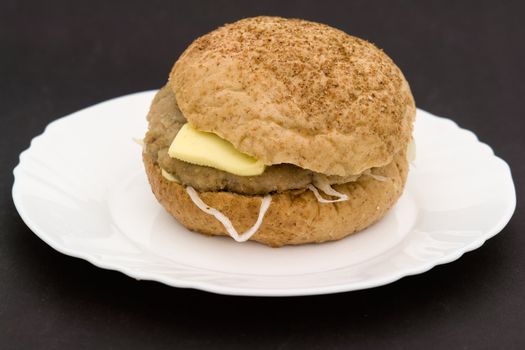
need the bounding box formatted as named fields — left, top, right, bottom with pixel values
left=144, top=85, right=363, bottom=195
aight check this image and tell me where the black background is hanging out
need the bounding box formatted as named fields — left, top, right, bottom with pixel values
left=2, top=1, right=524, bottom=349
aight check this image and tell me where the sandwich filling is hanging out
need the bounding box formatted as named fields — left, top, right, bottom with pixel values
left=144, top=85, right=412, bottom=241
left=144, top=85, right=395, bottom=195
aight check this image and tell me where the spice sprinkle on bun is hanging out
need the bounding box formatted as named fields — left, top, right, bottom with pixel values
left=143, top=16, right=416, bottom=247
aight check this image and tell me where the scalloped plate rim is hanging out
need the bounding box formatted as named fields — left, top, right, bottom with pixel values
left=11, top=90, right=516, bottom=296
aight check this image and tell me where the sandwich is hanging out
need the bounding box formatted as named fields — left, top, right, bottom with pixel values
left=142, top=16, right=416, bottom=247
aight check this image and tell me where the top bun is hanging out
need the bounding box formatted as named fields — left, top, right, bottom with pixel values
left=170, top=16, right=415, bottom=176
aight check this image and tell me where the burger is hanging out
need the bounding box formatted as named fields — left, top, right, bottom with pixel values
left=142, top=16, right=416, bottom=247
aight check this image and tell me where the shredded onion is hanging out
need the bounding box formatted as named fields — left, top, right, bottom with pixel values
left=185, top=186, right=272, bottom=242
left=161, top=168, right=180, bottom=183
left=310, top=175, right=349, bottom=203
left=132, top=137, right=144, bottom=146
left=367, top=173, right=387, bottom=182
left=307, top=184, right=348, bottom=203
left=132, top=137, right=145, bottom=151
left=407, top=138, right=416, bottom=163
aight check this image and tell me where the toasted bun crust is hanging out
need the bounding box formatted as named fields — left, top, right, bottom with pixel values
left=143, top=151, right=408, bottom=247
left=170, top=16, right=415, bottom=176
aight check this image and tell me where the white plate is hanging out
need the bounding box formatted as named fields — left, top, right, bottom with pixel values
left=12, top=91, right=516, bottom=296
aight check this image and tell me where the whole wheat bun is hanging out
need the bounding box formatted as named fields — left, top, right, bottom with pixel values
left=143, top=151, right=408, bottom=247
left=170, top=16, right=415, bottom=176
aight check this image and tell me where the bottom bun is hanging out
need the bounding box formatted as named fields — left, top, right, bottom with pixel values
left=143, top=152, right=408, bottom=247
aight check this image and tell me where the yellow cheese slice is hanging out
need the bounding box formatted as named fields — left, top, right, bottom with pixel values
left=168, top=123, right=266, bottom=176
